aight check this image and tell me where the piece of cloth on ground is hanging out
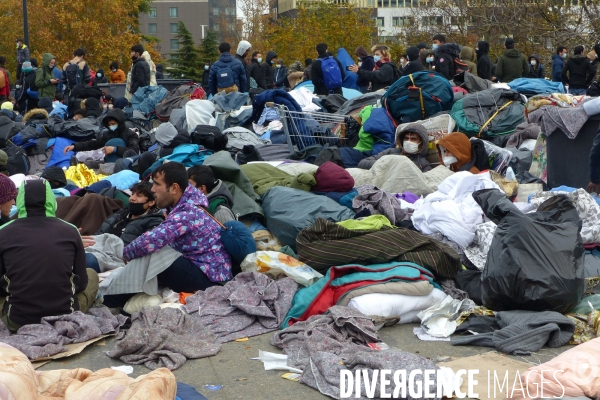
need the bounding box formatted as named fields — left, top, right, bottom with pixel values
left=107, top=306, right=221, bottom=371
left=451, top=310, right=575, bottom=355
left=527, top=103, right=588, bottom=139
left=99, top=245, right=181, bottom=296
left=241, top=163, right=316, bottom=195
left=506, top=122, right=542, bottom=148
left=337, top=280, right=433, bottom=306
left=352, top=185, right=410, bottom=225
left=0, top=307, right=127, bottom=360
left=184, top=272, right=298, bottom=343
left=56, top=194, right=124, bottom=235
left=347, top=155, right=454, bottom=196
left=85, top=233, right=125, bottom=272
left=296, top=217, right=462, bottom=277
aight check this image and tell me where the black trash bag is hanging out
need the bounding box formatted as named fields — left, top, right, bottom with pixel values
left=455, top=269, right=483, bottom=306
left=473, top=188, right=584, bottom=313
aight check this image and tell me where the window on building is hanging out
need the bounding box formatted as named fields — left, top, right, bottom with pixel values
left=390, top=0, right=397, bottom=6
left=421, top=15, right=442, bottom=26
left=451, top=16, right=465, bottom=26
left=170, top=23, right=179, bottom=34
left=170, top=39, right=179, bottom=50
left=412, top=0, right=419, bottom=6
left=170, top=7, right=178, bottom=18
left=393, top=16, right=413, bottom=26
left=148, top=23, right=157, bottom=34
left=213, top=7, right=220, bottom=15
left=367, top=0, right=375, bottom=5
left=397, top=0, right=404, bottom=6
left=148, top=7, right=156, bottom=18
left=382, top=0, right=390, bottom=6
left=226, top=7, right=236, bottom=15
left=376, top=17, right=385, bottom=26
left=377, top=0, right=382, bottom=6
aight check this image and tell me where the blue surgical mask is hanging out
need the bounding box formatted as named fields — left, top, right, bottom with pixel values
left=257, top=58, right=263, bottom=63
left=562, top=53, right=567, bottom=59
left=426, top=56, right=434, bottom=63
left=432, top=43, right=438, bottom=51
left=374, top=55, right=381, bottom=63
left=109, top=125, right=118, bottom=131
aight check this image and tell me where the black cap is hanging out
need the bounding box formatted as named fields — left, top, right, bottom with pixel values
left=416, top=42, right=428, bottom=50
left=41, top=166, right=67, bottom=188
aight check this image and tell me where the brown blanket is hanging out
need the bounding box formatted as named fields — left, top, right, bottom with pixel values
left=56, top=194, right=123, bottom=235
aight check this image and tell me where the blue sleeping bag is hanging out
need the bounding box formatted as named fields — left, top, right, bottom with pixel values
left=336, top=48, right=361, bottom=91
left=46, top=137, right=75, bottom=169
left=362, top=107, right=395, bottom=155
left=508, top=78, right=564, bottom=95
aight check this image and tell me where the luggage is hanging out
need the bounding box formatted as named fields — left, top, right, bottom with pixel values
left=191, top=125, right=228, bottom=152
left=154, top=83, right=198, bottom=122
left=5, top=145, right=30, bottom=175
left=382, top=71, right=454, bottom=124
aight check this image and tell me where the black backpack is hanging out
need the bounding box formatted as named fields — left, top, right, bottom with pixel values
left=5, top=145, right=30, bottom=175
left=191, top=125, right=228, bottom=152
left=64, top=62, right=81, bottom=89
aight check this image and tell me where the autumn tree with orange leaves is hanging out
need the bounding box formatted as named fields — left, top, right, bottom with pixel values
left=0, top=0, right=161, bottom=81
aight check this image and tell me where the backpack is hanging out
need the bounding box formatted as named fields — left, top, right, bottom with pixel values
left=382, top=71, right=454, bottom=124
left=64, top=62, right=81, bottom=89
left=4, top=145, right=30, bottom=176
left=0, top=68, right=7, bottom=89
left=320, top=56, right=343, bottom=91
left=216, top=65, right=235, bottom=89
left=191, top=125, right=228, bottom=152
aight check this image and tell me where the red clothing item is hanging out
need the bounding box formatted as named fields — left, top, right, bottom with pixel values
left=0, top=67, right=11, bottom=98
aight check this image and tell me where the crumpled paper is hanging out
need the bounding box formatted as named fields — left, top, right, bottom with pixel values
left=417, top=295, right=475, bottom=338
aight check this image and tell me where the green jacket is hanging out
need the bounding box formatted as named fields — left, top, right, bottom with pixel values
left=495, top=49, right=529, bottom=83
left=35, top=53, right=57, bottom=100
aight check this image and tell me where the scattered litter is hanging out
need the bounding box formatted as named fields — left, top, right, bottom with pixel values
left=367, top=342, right=389, bottom=350
left=236, top=378, right=247, bottom=381
left=94, top=339, right=106, bottom=346
left=252, top=350, right=303, bottom=373
left=282, top=372, right=301, bottom=382
left=413, top=326, right=451, bottom=342
left=110, top=365, right=133, bottom=374
left=234, top=337, right=249, bottom=342
left=434, top=356, right=452, bottom=362
left=417, top=296, right=475, bottom=337
left=204, top=385, right=223, bottom=391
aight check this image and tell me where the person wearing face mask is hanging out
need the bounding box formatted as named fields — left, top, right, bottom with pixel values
left=358, top=124, right=431, bottom=171
left=129, top=44, right=150, bottom=95
left=552, top=46, right=568, bottom=82
left=437, top=132, right=481, bottom=173
left=35, top=53, right=60, bottom=100
left=527, top=54, right=545, bottom=78
left=354, top=46, right=375, bottom=92
left=248, top=51, right=263, bottom=89
left=109, top=62, right=126, bottom=83
left=401, top=46, right=424, bottom=76
left=432, top=34, right=461, bottom=80
left=259, top=50, right=278, bottom=89
left=63, top=108, right=139, bottom=162
left=273, top=58, right=288, bottom=83
left=419, top=46, right=434, bottom=71
left=475, top=41, right=492, bottom=80
left=349, top=44, right=399, bottom=92
left=93, top=68, right=109, bottom=85
left=82, top=181, right=165, bottom=273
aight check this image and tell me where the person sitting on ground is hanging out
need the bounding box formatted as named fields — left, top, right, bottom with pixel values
left=72, top=108, right=87, bottom=120
left=349, top=44, right=400, bottom=91
left=102, top=163, right=232, bottom=308
left=63, top=108, right=139, bottom=162
left=527, top=54, right=545, bottom=79
left=437, top=132, right=481, bottom=174
left=0, top=179, right=99, bottom=332
left=209, top=42, right=247, bottom=96
left=0, top=151, right=9, bottom=177
left=82, top=97, right=102, bottom=118
left=41, top=166, right=68, bottom=189
left=109, top=62, right=126, bottom=83
left=82, top=182, right=165, bottom=273
left=0, top=175, right=16, bottom=224
left=188, top=165, right=235, bottom=224
left=358, top=123, right=432, bottom=172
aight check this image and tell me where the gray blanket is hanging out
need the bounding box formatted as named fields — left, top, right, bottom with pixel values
left=506, top=122, right=541, bottom=148
left=451, top=310, right=574, bottom=355
left=86, top=233, right=125, bottom=272
left=0, top=307, right=127, bottom=360
left=528, top=105, right=588, bottom=139
left=353, top=184, right=409, bottom=225
left=271, top=306, right=438, bottom=399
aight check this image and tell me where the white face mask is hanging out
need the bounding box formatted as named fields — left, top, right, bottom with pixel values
left=403, top=141, right=419, bottom=154
left=443, top=155, right=458, bottom=166
left=205, top=65, right=209, bottom=70
left=276, top=64, right=282, bottom=68
left=530, top=60, right=537, bottom=66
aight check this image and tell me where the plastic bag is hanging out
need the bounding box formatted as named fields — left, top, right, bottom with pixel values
left=241, top=251, right=323, bottom=287
left=473, top=188, right=584, bottom=313
left=417, top=295, right=475, bottom=338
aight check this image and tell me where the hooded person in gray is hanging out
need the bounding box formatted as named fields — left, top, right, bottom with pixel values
left=235, top=40, right=252, bottom=92
left=357, top=123, right=432, bottom=171
left=187, top=165, right=236, bottom=224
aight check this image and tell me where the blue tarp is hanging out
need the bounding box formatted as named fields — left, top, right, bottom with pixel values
left=508, top=78, right=565, bottom=95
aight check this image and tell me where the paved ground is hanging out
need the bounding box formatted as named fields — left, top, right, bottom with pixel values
left=38, top=322, right=573, bottom=399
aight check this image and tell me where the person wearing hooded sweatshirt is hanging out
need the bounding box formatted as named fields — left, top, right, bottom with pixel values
left=0, top=179, right=99, bottom=331
left=431, top=34, right=461, bottom=80
left=109, top=62, right=126, bottom=83
left=357, top=123, right=432, bottom=172
left=552, top=46, right=568, bottom=82
left=459, top=46, right=478, bottom=76
left=401, top=47, right=424, bottom=76
left=93, top=68, right=109, bottom=85
left=355, top=46, right=375, bottom=92
left=35, top=53, right=59, bottom=100
left=420, top=48, right=434, bottom=71
left=155, top=64, right=165, bottom=80
left=259, top=50, right=278, bottom=89
left=349, top=44, right=398, bottom=92
left=129, top=44, right=150, bottom=95
left=495, top=38, right=528, bottom=83
left=17, top=60, right=37, bottom=113
left=209, top=42, right=247, bottom=95
left=82, top=97, right=102, bottom=118
left=437, top=132, right=480, bottom=174
left=188, top=165, right=235, bottom=224
left=235, top=40, right=252, bottom=92
left=475, top=41, right=492, bottom=80
left=64, top=108, right=139, bottom=161
left=562, top=45, right=595, bottom=95
left=527, top=54, right=545, bottom=78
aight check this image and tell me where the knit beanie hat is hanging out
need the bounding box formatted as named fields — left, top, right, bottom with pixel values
left=155, top=122, right=178, bottom=146
left=1, top=102, right=13, bottom=111
left=407, top=46, right=420, bottom=62
left=21, top=61, right=32, bottom=71
left=0, top=174, right=17, bottom=204
left=41, top=166, right=67, bottom=188
left=0, top=150, right=8, bottom=167
left=113, top=97, right=129, bottom=110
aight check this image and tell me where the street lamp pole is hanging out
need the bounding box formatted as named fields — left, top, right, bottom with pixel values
left=23, top=0, right=29, bottom=46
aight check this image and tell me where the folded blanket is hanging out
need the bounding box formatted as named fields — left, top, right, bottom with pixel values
left=86, top=233, right=125, bottom=272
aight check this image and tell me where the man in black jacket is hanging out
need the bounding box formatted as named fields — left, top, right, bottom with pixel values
left=64, top=108, right=140, bottom=162
left=0, top=179, right=98, bottom=332
left=248, top=51, right=263, bottom=89
left=402, top=46, right=424, bottom=75
left=235, top=41, right=252, bottom=92
left=476, top=41, right=493, bottom=80
left=129, top=44, right=150, bottom=95
left=562, top=45, right=595, bottom=95
left=432, top=34, right=460, bottom=80
left=259, top=50, right=278, bottom=89
left=311, top=43, right=345, bottom=96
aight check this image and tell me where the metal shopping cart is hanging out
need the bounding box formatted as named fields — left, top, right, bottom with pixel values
left=274, top=103, right=347, bottom=156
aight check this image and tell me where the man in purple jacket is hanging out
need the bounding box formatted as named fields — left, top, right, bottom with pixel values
left=103, top=162, right=232, bottom=308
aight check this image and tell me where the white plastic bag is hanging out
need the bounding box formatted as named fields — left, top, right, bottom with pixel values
left=241, top=251, right=323, bottom=287
left=417, top=295, right=475, bottom=338
left=252, top=350, right=303, bottom=373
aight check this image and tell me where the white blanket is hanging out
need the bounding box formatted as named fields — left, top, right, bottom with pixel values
left=288, top=87, right=321, bottom=112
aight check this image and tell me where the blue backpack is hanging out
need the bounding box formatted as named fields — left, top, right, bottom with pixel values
left=320, top=56, right=343, bottom=91
left=216, top=65, right=235, bottom=89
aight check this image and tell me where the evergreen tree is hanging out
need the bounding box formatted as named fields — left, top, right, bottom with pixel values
left=169, top=21, right=203, bottom=82
left=200, top=30, right=220, bottom=64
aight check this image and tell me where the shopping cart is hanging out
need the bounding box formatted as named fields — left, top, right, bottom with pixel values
left=274, top=103, right=347, bottom=156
